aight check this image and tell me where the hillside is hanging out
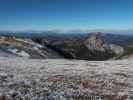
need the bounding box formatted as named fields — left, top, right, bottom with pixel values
left=34, top=33, right=124, bottom=60
left=115, top=47, right=133, bottom=60
left=0, top=57, right=133, bottom=100
left=0, top=37, right=63, bottom=59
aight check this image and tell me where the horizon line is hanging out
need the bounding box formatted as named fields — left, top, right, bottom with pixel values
left=0, top=28, right=132, bottom=32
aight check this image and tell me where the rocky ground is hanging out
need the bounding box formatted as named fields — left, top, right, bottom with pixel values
left=0, top=57, right=133, bottom=100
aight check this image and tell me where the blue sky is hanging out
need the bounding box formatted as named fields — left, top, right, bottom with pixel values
left=0, top=0, right=133, bottom=31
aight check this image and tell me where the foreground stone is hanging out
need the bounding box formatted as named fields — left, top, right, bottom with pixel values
left=0, top=57, right=133, bottom=100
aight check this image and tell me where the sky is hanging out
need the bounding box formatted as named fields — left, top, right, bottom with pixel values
left=0, top=0, right=133, bottom=31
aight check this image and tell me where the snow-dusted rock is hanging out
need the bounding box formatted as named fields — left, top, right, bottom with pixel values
left=109, top=44, right=124, bottom=54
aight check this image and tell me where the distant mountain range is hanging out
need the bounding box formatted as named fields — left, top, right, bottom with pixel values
left=32, top=32, right=128, bottom=60
left=0, top=31, right=133, bottom=60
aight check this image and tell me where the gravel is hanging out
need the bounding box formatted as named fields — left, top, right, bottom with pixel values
left=0, top=57, right=133, bottom=100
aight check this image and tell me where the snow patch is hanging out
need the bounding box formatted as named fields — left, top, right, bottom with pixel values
left=7, top=49, right=30, bottom=57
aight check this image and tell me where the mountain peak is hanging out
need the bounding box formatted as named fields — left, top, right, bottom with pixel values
left=84, top=33, right=105, bottom=51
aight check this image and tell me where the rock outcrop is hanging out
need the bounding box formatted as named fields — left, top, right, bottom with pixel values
left=84, top=33, right=106, bottom=52
left=84, top=33, right=124, bottom=55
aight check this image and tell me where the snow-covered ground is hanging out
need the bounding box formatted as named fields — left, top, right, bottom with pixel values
left=0, top=57, right=133, bottom=100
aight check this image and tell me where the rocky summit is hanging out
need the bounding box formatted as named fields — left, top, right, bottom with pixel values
left=84, top=33, right=124, bottom=54
left=84, top=33, right=106, bottom=52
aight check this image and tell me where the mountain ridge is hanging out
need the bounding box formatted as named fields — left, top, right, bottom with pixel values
left=0, top=32, right=132, bottom=60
